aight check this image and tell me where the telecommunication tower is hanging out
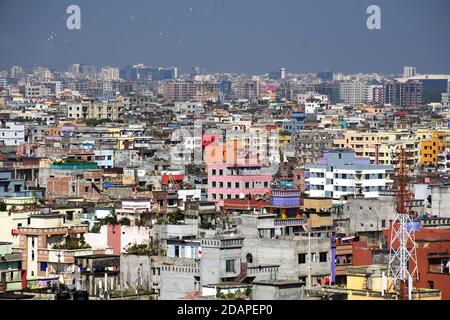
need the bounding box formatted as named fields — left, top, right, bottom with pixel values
left=387, top=148, right=418, bottom=300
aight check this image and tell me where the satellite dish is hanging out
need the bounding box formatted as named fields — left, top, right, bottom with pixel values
left=239, top=193, right=245, bottom=199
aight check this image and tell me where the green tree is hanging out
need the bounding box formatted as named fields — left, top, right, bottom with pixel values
left=119, top=217, right=131, bottom=226
left=168, top=209, right=184, bottom=224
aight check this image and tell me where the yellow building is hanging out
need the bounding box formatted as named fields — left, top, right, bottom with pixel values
left=333, top=130, right=420, bottom=168
left=343, top=265, right=441, bottom=300
left=420, top=131, right=450, bottom=166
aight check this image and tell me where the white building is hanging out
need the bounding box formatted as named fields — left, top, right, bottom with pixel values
left=403, top=66, right=417, bottom=78
left=366, top=84, right=384, bottom=104
left=67, top=103, right=83, bottom=119
left=101, top=66, right=120, bottom=81
left=0, top=122, right=25, bottom=146
left=339, top=81, right=368, bottom=106
left=174, top=101, right=205, bottom=116
left=24, top=84, right=51, bottom=98
left=306, top=150, right=392, bottom=201
left=304, top=94, right=330, bottom=114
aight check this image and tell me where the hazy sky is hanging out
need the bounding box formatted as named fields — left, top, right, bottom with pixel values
left=1, top=0, right=450, bottom=74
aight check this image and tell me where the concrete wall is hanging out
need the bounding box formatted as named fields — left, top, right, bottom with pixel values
left=120, top=254, right=154, bottom=290
left=255, top=238, right=331, bottom=281
left=341, top=195, right=394, bottom=234
left=253, top=283, right=305, bottom=300
left=431, top=185, right=450, bottom=218
left=160, top=267, right=199, bottom=300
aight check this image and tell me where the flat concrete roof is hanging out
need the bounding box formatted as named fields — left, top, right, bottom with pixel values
left=252, top=280, right=306, bottom=287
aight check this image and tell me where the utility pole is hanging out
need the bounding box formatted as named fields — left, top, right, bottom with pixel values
left=308, top=231, right=311, bottom=291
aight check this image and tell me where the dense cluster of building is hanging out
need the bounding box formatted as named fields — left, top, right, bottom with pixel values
left=0, top=64, right=449, bottom=300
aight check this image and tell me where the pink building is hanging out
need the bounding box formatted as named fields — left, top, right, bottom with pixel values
left=85, top=224, right=151, bottom=255
left=207, top=163, right=272, bottom=206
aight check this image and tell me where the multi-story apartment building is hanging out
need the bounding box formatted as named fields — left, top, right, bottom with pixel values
left=339, top=81, right=368, bottom=106
left=161, top=80, right=191, bottom=101
left=235, top=79, right=260, bottom=100
left=0, top=122, right=25, bottom=146
left=15, top=214, right=111, bottom=279
left=283, top=110, right=305, bottom=134
left=294, top=129, right=342, bottom=165
left=333, top=129, right=420, bottom=168
left=67, top=101, right=124, bottom=120
left=100, top=66, right=120, bottom=81
left=420, top=131, right=450, bottom=166
left=207, top=163, right=272, bottom=206
left=0, top=242, right=23, bottom=293
left=366, top=85, right=384, bottom=104
left=306, top=149, right=392, bottom=200
left=385, top=79, right=422, bottom=108
left=23, top=84, right=52, bottom=98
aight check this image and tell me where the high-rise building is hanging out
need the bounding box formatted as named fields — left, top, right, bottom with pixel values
left=403, top=66, right=417, bottom=78
left=366, top=84, right=385, bottom=104
left=192, top=66, right=200, bottom=77
left=150, top=67, right=178, bottom=81
left=269, top=67, right=286, bottom=81
left=317, top=70, right=334, bottom=82
left=314, top=83, right=340, bottom=104
left=280, top=67, right=286, bottom=80
left=68, top=64, right=80, bottom=74
left=161, top=80, right=192, bottom=101
left=236, top=79, right=260, bottom=100
left=80, top=64, right=98, bottom=75
left=10, top=65, right=24, bottom=78
left=385, top=80, right=422, bottom=108
left=339, top=81, right=368, bottom=106
left=101, top=66, right=120, bottom=81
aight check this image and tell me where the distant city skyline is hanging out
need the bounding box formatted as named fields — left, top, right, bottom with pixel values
left=1, top=0, right=450, bottom=74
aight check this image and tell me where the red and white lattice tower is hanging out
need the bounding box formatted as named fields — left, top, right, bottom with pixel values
left=387, top=147, right=419, bottom=300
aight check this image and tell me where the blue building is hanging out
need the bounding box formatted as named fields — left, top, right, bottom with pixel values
left=0, top=171, right=42, bottom=199
left=283, top=111, right=305, bottom=133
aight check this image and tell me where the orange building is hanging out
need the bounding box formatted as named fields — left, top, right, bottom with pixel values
left=420, top=131, right=450, bottom=166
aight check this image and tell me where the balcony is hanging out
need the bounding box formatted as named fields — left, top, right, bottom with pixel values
left=274, top=218, right=304, bottom=226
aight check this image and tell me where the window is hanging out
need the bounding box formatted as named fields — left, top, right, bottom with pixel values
left=212, top=181, right=217, bottom=187
left=40, top=262, right=48, bottom=272
left=31, top=250, right=35, bottom=261
left=175, top=246, right=180, bottom=257
left=227, top=182, right=232, bottom=188
left=84, top=186, right=89, bottom=192
left=212, top=169, right=216, bottom=175
left=298, top=253, right=306, bottom=264
left=428, top=281, right=434, bottom=289
left=226, top=260, right=235, bottom=273
left=319, top=252, right=327, bottom=262
left=382, top=220, right=386, bottom=228
left=246, top=253, right=253, bottom=264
